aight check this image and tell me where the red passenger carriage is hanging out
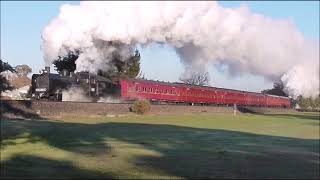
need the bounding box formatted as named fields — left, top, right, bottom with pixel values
left=120, top=79, right=291, bottom=108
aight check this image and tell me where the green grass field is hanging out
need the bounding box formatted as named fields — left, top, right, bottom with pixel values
left=1, top=112, right=319, bottom=179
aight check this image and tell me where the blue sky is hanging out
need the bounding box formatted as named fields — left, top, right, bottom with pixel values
left=1, top=1, right=319, bottom=92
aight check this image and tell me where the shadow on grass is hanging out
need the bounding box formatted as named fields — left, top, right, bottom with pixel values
left=1, top=118, right=319, bottom=179
left=0, top=154, right=113, bottom=179
left=258, top=113, right=320, bottom=121
left=237, top=106, right=258, bottom=114
left=1, top=100, right=43, bottom=120
left=236, top=106, right=319, bottom=121
left=1, top=101, right=47, bottom=149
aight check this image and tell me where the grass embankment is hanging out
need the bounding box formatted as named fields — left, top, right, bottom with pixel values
left=1, top=112, right=319, bottom=179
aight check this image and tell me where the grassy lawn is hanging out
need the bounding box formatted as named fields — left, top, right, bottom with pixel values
left=1, top=112, right=319, bottom=179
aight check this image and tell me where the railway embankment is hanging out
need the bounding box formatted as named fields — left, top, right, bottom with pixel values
left=1, top=100, right=296, bottom=118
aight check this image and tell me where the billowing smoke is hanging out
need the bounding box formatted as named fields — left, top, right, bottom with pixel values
left=42, top=1, right=319, bottom=98
left=62, top=87, right=92, bottom=102
left=75, top=40, right=134, bottom=73
left=98, top=96, right=121, bottom=103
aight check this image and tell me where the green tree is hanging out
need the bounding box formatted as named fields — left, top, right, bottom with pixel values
left=53, top=50, right=80, bottom=74
left=98, top=49, right=141, bottom=81
left=53, top=48, right=141, bottom=82
left=0, top=59, right=15, bottom=73
left=126, top=50, right=141, bottom=78
left=296, top=95, right=320, bottom=110
left=261, top=82, right=288, bottom=97
left=314, top=96, right=320, bottom=109
left=0, top=59, right=15, bottom=93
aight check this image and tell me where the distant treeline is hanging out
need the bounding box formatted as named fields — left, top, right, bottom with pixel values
left=295, top=96, right=320, bottom=111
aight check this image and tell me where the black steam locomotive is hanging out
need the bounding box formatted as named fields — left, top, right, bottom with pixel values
left=30, top=67, right=118, bottom=101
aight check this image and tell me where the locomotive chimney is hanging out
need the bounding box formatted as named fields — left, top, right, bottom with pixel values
left=45, top=66, right=50, bottom=74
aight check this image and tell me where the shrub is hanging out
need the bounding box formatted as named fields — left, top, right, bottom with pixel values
left=132, top=100, right=151, bottom=114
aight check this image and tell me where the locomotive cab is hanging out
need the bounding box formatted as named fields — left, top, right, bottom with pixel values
left=76, top=72, right=119, bottom=101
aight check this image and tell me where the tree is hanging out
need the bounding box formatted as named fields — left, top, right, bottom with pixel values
left=0, top=59, right=15, bottom=73
left=53, top=47, right=141, bottom=82
left=53, top=50, right=80, bottom=74
left=297, top=95, right=320, bottom=110
left=126, top=50, right=141, bottom=78
left=179, top=71, right=210, bottom=86
left=261, top=82, right=288, bottom=97
left=136, top=70, right=146, bottom=79
left=0, top=59, right=15, bottom=93
left=98, top=49, right=141, bottom=81
left=15, top=65, right=32, bottom=77
left=314, top=96, right=320, bottom=109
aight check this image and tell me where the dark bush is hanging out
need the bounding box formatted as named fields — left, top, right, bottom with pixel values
left=132, top=100, right=151, bottom=114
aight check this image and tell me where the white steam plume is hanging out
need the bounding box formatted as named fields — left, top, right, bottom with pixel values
left=98, top=96, right=122, bottom=103
left=62, top=87, right=92, bottom=102
left=42, top=1, right=319, bottom=98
